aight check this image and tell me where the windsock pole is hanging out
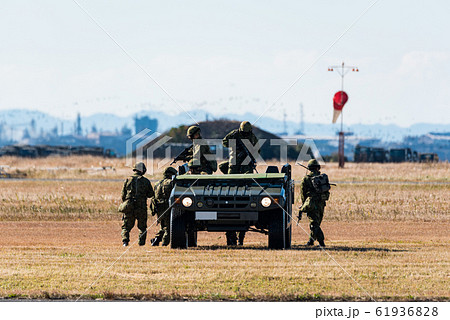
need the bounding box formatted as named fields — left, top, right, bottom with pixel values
left=328, top=62, right=359, bottom=168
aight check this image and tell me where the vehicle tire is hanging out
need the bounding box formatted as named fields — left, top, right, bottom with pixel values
left=170, top=208, right=187, bottom=249
left=268, top=210, right=285, bottom=249
left=187, top=230, right=197, bottom=247
left=285, top=219, right=292, bottom=249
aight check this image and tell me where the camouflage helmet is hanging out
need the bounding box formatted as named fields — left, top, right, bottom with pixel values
left=239, top=121, right=252, bottom=133
left=163, top=166, right=177, bottom=177
left=307, top=159, right=320, bottom=170
left=187, top=126, right=201, bottom=138
left=133, top=162, right=147, bottom=174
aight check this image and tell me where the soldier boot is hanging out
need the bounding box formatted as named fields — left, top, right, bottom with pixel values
left=151, top=237, right=161, bottom=246
left=238, top=231, right=246, bottom=246
left=226, top=231, right=237, bottom=246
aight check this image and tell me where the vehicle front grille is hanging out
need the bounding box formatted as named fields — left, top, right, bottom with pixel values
left=206, top=196, right=251, bottom=209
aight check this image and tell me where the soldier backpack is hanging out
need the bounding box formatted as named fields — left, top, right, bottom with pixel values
left=310, top=173, right=331, bottom=194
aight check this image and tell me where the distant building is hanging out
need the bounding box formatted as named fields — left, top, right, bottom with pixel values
left=135, top=116, right=158, bottom=134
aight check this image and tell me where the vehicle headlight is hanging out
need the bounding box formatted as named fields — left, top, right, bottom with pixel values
left=261, top=197, right=272, bottom=208
left=182, top=197, right=193, bottom=207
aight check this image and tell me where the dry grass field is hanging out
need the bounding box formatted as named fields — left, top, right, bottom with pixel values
left=0, top=156, right=449, bottom=301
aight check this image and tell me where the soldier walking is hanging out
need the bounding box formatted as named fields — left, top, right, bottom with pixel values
left=222, top=121, right=259, bottom=245
left=298, top=159, right=330, bottom=247
left=120, top=162, right=154, bottom=247
left=150, top=167, right=177, bottom=246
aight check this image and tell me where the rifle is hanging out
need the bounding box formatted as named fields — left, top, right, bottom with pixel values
left=170, top=146, right=192, bottom=165
left=236, top=135, right=258, bottom=173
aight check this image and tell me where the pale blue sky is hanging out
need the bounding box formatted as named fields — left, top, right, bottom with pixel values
left=1, top=0, right=449, bottom=126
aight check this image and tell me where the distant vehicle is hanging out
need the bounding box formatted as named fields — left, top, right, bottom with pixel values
left=389, top=148, right=415, bottom=162
left=419, top=153, right=439, bottom=163
left=355, top=146, right=426, bottom=163
left=354, top=145, right=388, bottom=163
left=169, top=164, right=294, bottom=249
left=354, top=145, right=371, bottom=162
left=370, top=147, right=389, bottom=163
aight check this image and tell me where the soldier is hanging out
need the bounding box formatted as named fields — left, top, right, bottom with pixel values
left=298, top=159, right=330, bottom=247
left=120, top=162, right=154, bottom=247
left=150, top=167, right=177, bottom=246
left=185, top=126, right=217, bottom=174
left=187, top=159, right=208, bottom=174
left=222, top=121, right=259, bottom=245
left=222, top=121, right=258, bottom=174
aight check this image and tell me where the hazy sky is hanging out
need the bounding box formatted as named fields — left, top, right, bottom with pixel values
left=1, top=0, right=449, bottom=126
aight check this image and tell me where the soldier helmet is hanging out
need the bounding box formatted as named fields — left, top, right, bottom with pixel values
left=187, top=126, right=201, bottom=138
left=307, top=159, right=320, bottom=170
left=239, top=121, right=252, bottom=133
left=133, top=162, right=147, bottom=174
left=163, top=166, right=177, bottom=177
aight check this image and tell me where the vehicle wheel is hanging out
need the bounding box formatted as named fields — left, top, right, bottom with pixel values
left=170, top=208, right=187, bottom=249
left=285, top=221, right=292, bottom=249
left=187, top=230, right=197, bottom=247
left=268, top=210, right=285, bottom=249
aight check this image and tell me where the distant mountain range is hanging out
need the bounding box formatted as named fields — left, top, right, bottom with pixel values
left=0, top=109, right=448, bottom=142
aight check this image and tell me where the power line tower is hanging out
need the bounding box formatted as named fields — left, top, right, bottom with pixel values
left=295, top=103, right=305, bottom=135
left=75, top=113, right=82, bottom=136
left=299, top=103, right=304, bottom=134
left=328, top=62, right=359, bottom=168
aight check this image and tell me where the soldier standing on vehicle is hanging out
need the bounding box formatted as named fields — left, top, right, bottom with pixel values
left=222, top=121, right=258, bottom=174
left=222, top=121, right=259, bottom=245
left=150, top=167, right=177, bottom=246
left=184, top=126, right=217, bottom=174
left=298, top=159, right=330, bottom=247
left=120, top=162, right=154, bottom=247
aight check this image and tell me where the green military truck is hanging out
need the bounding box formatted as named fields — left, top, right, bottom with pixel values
left=169, top=164, right=294, bottom=249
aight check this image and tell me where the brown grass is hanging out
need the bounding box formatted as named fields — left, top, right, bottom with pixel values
left=0, top=156, right=449, bottom=181
left=0, top=221, right=448, bottom=301
left=0, top=157, right=449, bottom=301
left=0, top=180, right=448, bottom=222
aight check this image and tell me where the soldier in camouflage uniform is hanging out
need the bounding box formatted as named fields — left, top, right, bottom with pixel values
left=222, top=121, right=259, bottom=245
left=222, top=121, right=259, bottom=174
left=121, top=162, right=154, bottom=246
left=150, top=167, right=177, bottom=246
left=299, top=159, right=329, bottom=247
left=187, top=159, right=208, bottom=174
left=185, top=126, right=217, bottom=174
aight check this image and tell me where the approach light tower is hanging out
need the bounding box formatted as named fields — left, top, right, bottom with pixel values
left=328, top=62, right=359, bottom=168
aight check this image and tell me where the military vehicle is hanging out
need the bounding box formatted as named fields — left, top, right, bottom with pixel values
left=419, top=153, right=439, bottom=163
left=354, top=145, right=389, bottom=163
left=389, top=148, right=415, bottom=162
left=169, top=164, right=294, bottom=249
